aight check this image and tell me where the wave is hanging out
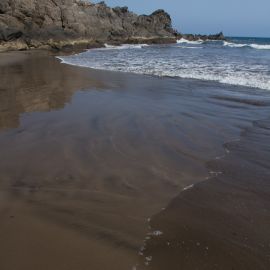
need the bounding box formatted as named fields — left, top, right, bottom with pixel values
left=176, top=39, right=270, bottom=50
left=177, top=38, right=203, bottom=45
left=223, top=41, right=270, bottom=50
left=58, top=40, right=270, bottom=91
left=102, top=44, right=149, bottom=50
left=58, top=57, right=270, bottom=91
left=223, top=41, right=247, bottom=48
left=152, top=70, right=270, bottom=91
left=249, top=44, right=270, bottom=50
left=177, top=46, right=203, bottom=49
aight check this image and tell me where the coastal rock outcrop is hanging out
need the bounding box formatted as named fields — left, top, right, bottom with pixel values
left=178, top=32, right=226, bottom=41
left=0, top=0, right=176, bottom=51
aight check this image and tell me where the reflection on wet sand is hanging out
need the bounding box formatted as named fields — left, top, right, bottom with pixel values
left=0, top=51, right=108, bottom=130
left=0, top=51, right=269, bottom=270
left=0, top=51, right=208, bottom=270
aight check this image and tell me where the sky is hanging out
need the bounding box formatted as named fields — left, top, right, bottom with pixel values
left=92, top=0, right=270, bottom=37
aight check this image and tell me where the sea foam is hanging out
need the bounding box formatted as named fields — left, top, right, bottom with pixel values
left=103, top=44, right=148, bottom=50
left=177, top=38, right=203, bottom=45
left=58, top=40, right=270, bottom=91
left=249, top=44, right=270, bottom=50
left=223, top=41, right=270, bottom=50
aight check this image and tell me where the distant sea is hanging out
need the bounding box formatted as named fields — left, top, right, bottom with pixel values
left=58, top=37, right=270, bottom=91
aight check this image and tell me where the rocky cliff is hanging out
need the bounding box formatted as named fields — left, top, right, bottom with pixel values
left=0, top=0, right=176, bottom=51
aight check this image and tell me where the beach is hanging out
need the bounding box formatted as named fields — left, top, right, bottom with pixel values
left=0, top=50, right=270, bottom=270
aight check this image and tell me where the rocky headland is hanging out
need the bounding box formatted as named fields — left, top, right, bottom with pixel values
left=0, top=0, right=176, bottom=51
left=0, top=0, right=225, bottom=52
left=177, top=32, right=225, bottom=42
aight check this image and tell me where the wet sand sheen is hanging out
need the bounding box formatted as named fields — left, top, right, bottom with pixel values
left=144, top=119, right=270, bottom=270
left=0, top=51, right=269, bottom=269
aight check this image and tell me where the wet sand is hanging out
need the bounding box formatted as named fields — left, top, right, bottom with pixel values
left=0, top=51, right=269, bottom=270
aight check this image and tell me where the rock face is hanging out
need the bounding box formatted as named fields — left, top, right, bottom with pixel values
left=0, top=0, right=176, bottom=51
left=178, top=32, right=226, bottom=41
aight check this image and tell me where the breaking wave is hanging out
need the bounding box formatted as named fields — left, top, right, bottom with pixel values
left=58, top=38, right=270, bottom=91
left=177, top=38, right=203, bottom=45
left=223, top=41, right=270, bottom=50
left=102, top=44, right=149, bottom=50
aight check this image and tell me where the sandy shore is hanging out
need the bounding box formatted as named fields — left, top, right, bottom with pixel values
left=0, top=51, right=269, bottom=270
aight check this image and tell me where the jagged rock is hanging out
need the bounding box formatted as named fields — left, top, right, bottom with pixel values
left=0, top=28, right=22, bottom=41
left=0, top=0, right=175, bottom=51
left=178, top=32, right=226, bottom=41
left=207, top=32, right=225, bottom=40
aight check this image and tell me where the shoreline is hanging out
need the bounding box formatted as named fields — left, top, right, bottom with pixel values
left=0, top=36, right=178, bottom=53
left=0, top=33, right=226, bottom=53
left=146, top=116, right=270, bottom=270
left=55, top=44, right=269, bottom=91
left=0, top=51, right=269, bottom=269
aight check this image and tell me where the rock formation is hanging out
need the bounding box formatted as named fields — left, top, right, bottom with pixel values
left=178, top=32, right=226, bottom=41
left=0, top=0, right=226, bottom=52
left=0, top=0, right=176, bottom=51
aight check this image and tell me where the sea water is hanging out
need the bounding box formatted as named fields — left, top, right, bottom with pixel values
left=58, top=37, right=270, bottom=91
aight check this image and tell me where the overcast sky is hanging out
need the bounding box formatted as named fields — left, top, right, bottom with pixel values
left=93, top=0, right=270, bottom=37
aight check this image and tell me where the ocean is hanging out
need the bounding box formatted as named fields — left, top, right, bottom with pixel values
left=58, top=37, right=270, bottom=91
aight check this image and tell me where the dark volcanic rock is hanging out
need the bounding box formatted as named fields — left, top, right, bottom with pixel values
left=207, top=32, right=225, bottom=40
left=0, top=28, right=22, bottom=41
left=0, top=0, right=176, bottom=51
left=178, top=32, right=226, bottom=41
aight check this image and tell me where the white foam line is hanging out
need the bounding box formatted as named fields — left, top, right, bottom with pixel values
left=250, top=44, right=270, bottom=50
left=177, top=46, right=203, bottom=49
left=101, top=43, right=149, bottom=50
left=177, top=38, right=203, bottom=45
left=183, top=184, right=194, bottom=191
left=223, top=41, right=270, bottom=50
left=223, top=41, right=247, bottom=48
left=144, top=256, right=152, bottom=266
left=57, top=41, right=270, bottom=91
left=149, top=230, right=163, bottom=236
